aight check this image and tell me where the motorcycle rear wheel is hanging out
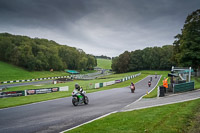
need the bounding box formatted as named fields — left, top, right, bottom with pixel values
left=72, top=97, right=79, bottom=106
left=84, top=96, right=89, bottom=104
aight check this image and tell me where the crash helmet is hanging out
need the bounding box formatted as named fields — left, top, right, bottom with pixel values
left=75, top=83, right=80, bottom=89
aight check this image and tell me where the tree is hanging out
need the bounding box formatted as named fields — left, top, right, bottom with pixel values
left=112, top=45, right=174, bottom=73
left=115, top=51, right=130, bottom=73
left=159, top=45, right=174, bottom=70
left=79, top=57, right=88, bottom=71
left=111, top=56, right=119, bottom=72
left=0, top=37, right=12, bottom=61
left=87, top=55, right=96, bottom=70
left=142, top=47, right=153, bottom=70
left=129, top=50, right=144, bottom=71
left=173, top=9, right=200, bottom=70
left=0, top=33, right=97, bottom=71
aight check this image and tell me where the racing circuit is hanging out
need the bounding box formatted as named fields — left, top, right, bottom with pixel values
left=0, top=75, right=161, bottom=133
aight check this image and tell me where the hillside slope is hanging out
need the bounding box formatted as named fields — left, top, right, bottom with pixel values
left=97, top=58, right=112, bottom=69
left=0, top=61, right=69, bottom=81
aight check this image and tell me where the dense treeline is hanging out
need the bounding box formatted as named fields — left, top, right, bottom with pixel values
left=0, top=33, right=97, bottom=71
left=95, top=55, right=111, bottom=60
left=172, top=9, right=200, bottom=70
left=112, top=9, right=200, bottom=73
left=112, top=45, right=174, bottom=73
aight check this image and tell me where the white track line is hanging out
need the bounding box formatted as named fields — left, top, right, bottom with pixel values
left=60, top=111, right=118, bottom=133
left=62, top=92, right=200, bottom=132
left=124, top=75, right=161, bottom=108
left=122, top=96, right=200, bottom=112
left=141, top=75, right=162, bottom=98
left=0, top=73, right=142, bottom=111
left=61, top=75, right=199, bottom=132
left=60, top=75, right=156, bottom=132
left=148, top=75, right=162, bottom=94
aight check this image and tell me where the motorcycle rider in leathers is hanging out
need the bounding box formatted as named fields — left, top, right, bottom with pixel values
left=74, top=83, right=85, bottom=100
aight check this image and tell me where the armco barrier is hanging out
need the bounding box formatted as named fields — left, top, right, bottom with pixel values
left=95, top=83, right=100, bottom=88
left=94, top=73, right=141, bottom=89
left=174, top=81, right=194, bottom=93
left=103, top=82, right=107, bottom=87
left=0, top=76, right=70, bottom=84
left=60, top=86, right=69, bottom=91
left=26, top=87, right=59, bottom=95
left=115, top=80, right=121, bottom=83
left=0, top=91, right=25, bottom=98
left=99, top=83, right=103, bottom=88
left=0, top=86, right=69, bottom=98
left=106, top=81, right=115, bottom=86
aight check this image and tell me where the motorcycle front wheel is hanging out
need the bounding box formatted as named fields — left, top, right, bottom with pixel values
left=72, top=97, right=79, bottom=106
left=84, top=96, right=89, bottom=104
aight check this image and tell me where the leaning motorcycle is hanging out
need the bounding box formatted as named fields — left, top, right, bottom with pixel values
left=130, top=85, right=135, bottom=93
left=72, top=90, right=89, bottom=106
left=148, top=82, right=151, bottom=87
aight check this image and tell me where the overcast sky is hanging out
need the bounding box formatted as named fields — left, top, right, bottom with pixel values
left=0, top=0, right=199, bottom=57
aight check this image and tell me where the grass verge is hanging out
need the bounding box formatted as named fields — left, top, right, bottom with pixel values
left=192, top=77, right=200, bottom=89
left=96, top=58, right=112, bottom=69
left=0, top=61, right=69, bottom=82
left=0, top=61, right=98, bottom=82
left=0, top=71, right=170, bottom=108
left=2, top=72, right=141, bottom=92
left=66, top=98, right=200, bottom=133
left=0, top=72, right=144, bottom=109
left=79, top=70, right=97, bottom=74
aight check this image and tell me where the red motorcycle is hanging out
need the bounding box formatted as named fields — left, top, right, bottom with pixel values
left=130, top=85, right=135, bottom=93
left=148, top=81, right=151, bottom=87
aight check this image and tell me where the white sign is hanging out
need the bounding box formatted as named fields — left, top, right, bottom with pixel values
left=60, top=86, right=69, bottom=91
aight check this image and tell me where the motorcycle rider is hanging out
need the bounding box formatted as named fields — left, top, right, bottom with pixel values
left=148, top=80, right=151, bottom=87
left=130, top=82, right=135, bottom=89
left=130, top=82, right=135, bottom=93
left=74, top=83, right=85, bottom=100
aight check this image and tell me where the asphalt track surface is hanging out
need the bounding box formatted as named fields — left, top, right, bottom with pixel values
left=0, top=75, right=160, bottom=133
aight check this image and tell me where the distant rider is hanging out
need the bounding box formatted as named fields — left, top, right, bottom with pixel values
left=131, top=82, right=134, bottom=87
left=148, top=80, right=151, bottom=87
left=130, top=82, right=135, bottom=89
left=75, top=83, right=85, bottom=100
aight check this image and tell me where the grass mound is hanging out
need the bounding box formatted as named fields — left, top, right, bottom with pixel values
left=0, top=61, right=69, bottom=82
left=97, top=58, right=112, bottom=69
left=67, top=98, right=200, bottom=133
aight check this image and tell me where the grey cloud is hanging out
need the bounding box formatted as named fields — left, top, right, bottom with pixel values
left=0, top=0, right=199, bottom=57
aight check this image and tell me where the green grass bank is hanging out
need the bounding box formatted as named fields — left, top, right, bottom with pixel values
left=0, top=71, right=144, bottom=108
left=67, top=98, right=200, bottom=133
left=0, top=70, right=170, bottom=108
left=0, top=61, right=69, bottom=82
left=96, top=58, right=112, bottom=69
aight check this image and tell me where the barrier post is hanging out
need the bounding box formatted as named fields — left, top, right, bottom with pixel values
left=157, top=86, right=160, bottom=98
